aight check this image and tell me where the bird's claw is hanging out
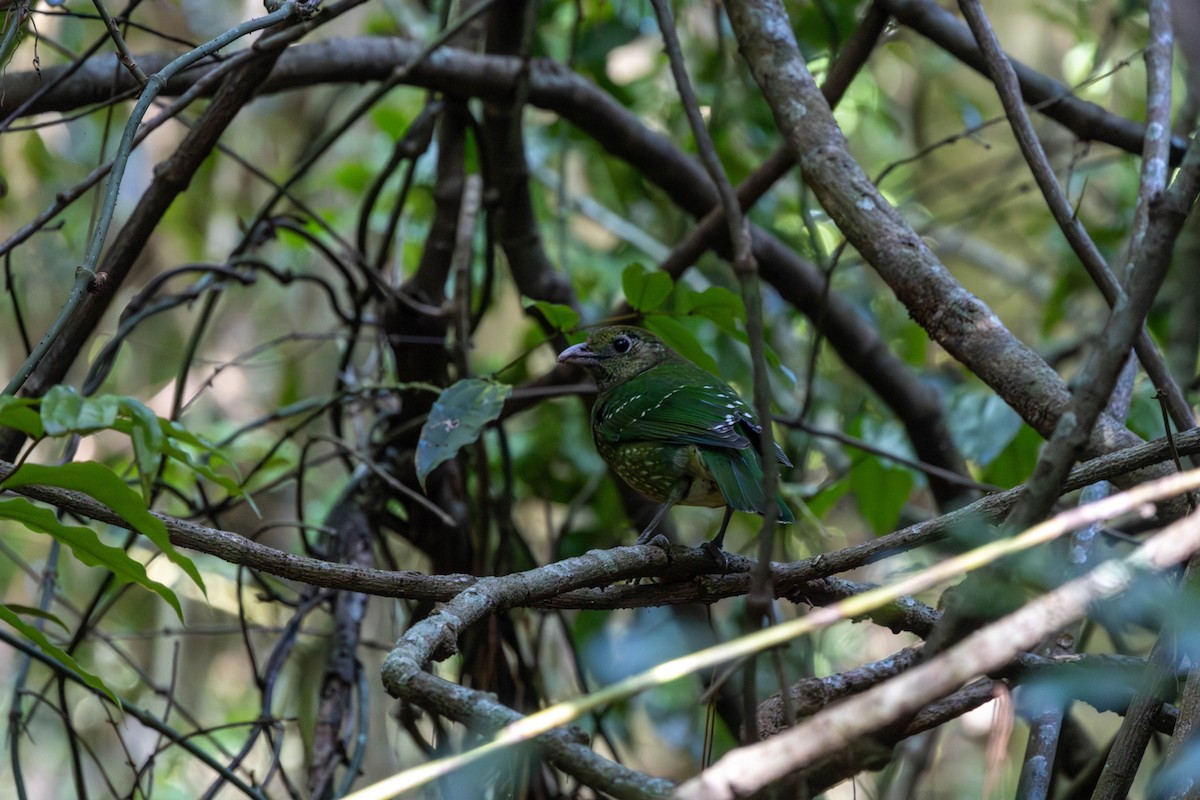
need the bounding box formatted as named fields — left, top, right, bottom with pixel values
left=638, top=532, right=672, bottom=556
left=630, top=533, right=672, bottom=586
left=699, top=539, right=728, bottom=572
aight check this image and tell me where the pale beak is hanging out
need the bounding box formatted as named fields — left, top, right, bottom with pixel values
left=557, top=342, right=598, bottom=366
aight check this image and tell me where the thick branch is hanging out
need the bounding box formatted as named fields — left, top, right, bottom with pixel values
left=675, top=510, right=1200, bottom=799
left=876, top=0, right=1190, bottom=164
left=1, top=35, right=1176, bottom=163
left=959, top=0, right=1199, bottom=535
left=723, top=0, right=1160, bottom=476
left=2, top=425, right=1199, bottom=607
left=379, top=553, right=680, bottom=799
left=4, top=34, right=1169, bottom=496
left=0, top=45, right=286, bottom=458
left=956, top=0, right=1191, bottom=436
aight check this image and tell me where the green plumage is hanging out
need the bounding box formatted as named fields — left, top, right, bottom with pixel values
left=557, top=326, right=793, bottom=550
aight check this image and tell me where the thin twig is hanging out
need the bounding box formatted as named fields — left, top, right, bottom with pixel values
left=1089, top=13, right=1197, bottom=782
left=2, top=1, right=301, bottom=397
left=956, top=0, right=1193, bottom=438
left=877, top=0, right=1189, bottom=163
left=90, top=0, right=148, bottom=85
left=379, top=469, right=1200, bottom=799
left=648, top=0, right=792, bottom=740
left=959, top=0, right=1199, bottom=536
left=7, top=425, right=1200, bottom=608
left=675, top=505, right=1200, bottom=799
left=231, top=0, right=501, bottom=259
left=0, top=629, right=269, bottom=799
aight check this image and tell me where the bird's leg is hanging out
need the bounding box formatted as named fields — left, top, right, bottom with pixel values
left=709, top=506, right=735, bottom=551
left=631, top=484, right=686, bottom=586
left=700, top=506, right=735, bottom=570
left=634, top=502, right=675, bottom=546
left=635, top=480, right=689, bottom=547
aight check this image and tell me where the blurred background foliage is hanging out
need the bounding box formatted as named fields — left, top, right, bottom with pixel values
left=0, top=0, right=1194, bottom=797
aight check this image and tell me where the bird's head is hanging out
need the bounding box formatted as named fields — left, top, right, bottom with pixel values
left=556, top=326, right=678, bottom=391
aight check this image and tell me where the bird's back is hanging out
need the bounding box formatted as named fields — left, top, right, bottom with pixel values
left=592, top=360, right=793, bottom=520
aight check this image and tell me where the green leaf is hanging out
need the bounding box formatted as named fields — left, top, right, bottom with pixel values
left=680, top=286, right=746, bottom=330
left=0, top=498, right=184, bottom=620
left=622, top=263, right=673, bottom=312
left=527, top=300, right=580, bottom=332
left=1126, top=380, right=1166, bottom=441
left=1042, top=269, right=1087, bottom=335
left=119, top=398, right=166, bottom=502
left=888, top=318, right=930, bottom=367
left=946, top=389, right=1023, bottom=467
left=0, top=602, right=118, bottom=706
left=164, top=439, right=249, bottom=502
left=156, top=416, right=219, bottom=452
left=0, top=396, right=44, bottom=438
left=981, top=423, right=1043, bottom=489
left=416, top=379, right=512, bottom=490
left=3, top=605, right=68, bottom=632
left=805, top=477, right=850, bottom=519
left=156, top=418, right=252, bottom=504
left=849, top=456, right=913, bottom=536
left=719, top=325, right=785, bottom=370
left=108, top=414, right=250, bottom=509
left=643, top=316, right=720, bottom=374
left=2, top=462, right=206, bottom=596
left=41, top=385, right=118, bottom=435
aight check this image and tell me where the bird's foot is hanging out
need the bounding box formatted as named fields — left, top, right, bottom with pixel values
left=635, top=526, right=668, bottom=547
left=699, top=539, right=728, bottom=573
left=629, top=533, right=672, bottom=586
left=638, top=532, right=672, bottom=556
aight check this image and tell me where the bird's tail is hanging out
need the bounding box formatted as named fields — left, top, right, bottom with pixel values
left=701, top=448, right=794, bottom=523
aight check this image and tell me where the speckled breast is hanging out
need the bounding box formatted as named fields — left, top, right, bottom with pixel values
left=596, top=439, right=726, bottom=508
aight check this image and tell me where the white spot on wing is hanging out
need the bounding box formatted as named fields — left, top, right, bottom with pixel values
left=609, top=394, right=642, bottom=418
left=636, top=387, right=685, bottom=421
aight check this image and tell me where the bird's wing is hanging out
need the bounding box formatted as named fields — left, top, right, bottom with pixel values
left=594, top=370, right=756, bottom=450
left=595, top=364, right=795, bottom=522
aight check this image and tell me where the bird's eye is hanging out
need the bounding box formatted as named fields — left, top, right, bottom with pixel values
left=612, top=335, right=632, bottom=354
